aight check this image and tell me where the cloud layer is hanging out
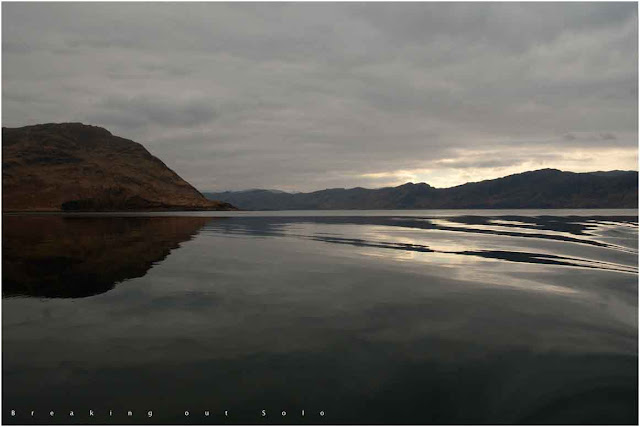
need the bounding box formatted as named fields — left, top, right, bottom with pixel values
left=3, top=3, right=637, bottom=191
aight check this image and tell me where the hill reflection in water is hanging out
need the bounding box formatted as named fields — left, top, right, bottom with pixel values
left=2, top=212, right=637, bottom=424
left=3, top=215, right=210, bottom=298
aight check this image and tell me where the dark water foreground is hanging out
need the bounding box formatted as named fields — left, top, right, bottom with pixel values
left=3, top=211, right=638, bottom=424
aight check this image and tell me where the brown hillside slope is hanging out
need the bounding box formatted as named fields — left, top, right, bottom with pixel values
left=2, top=123, right=236, bottom=211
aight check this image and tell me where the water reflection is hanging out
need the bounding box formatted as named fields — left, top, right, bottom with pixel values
left=3, top=215, right=638, bottom=299
left=200, top=215, right=638, bottom=274
left=2, top=213, right=637, bottom=424
left=3, top=216, right=209, bottom=298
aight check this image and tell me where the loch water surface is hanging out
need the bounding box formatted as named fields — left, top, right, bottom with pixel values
left=3, top=210, right=638, bottom=424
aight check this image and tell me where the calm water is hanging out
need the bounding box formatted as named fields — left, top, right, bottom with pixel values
left=3, top=210, right=638, bottom=424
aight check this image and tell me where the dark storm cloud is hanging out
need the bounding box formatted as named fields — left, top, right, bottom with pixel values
left=2, top=2, right=637, bottom=191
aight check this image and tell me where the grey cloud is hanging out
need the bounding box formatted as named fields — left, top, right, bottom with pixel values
left=436, top=158, right=529, bottom=170
left=347, top=3, right=634, bottom=56
left=2, top=3, right=637, bottom=191
left=558, top=132, right=625, bottom=146
left=86, top=95, right=217, bottom=132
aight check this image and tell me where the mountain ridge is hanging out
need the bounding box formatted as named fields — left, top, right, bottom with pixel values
left=205, top=168, right=638, bottom=210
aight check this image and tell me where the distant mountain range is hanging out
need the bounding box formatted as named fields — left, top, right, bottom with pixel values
left=205, top=169, right=638, bottom=210
left=3, top=123, right=236, bottom=211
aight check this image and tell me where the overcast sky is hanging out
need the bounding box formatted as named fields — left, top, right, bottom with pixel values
left=3, top=2, right=638, bottom=191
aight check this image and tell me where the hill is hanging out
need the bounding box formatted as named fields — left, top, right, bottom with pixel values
left=2, top=123, right=236, bottom=211
left=205, top=169, right=638, bottom=210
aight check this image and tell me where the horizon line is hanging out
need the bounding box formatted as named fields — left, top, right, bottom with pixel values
left=202, top=168, right=639, bottom=194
